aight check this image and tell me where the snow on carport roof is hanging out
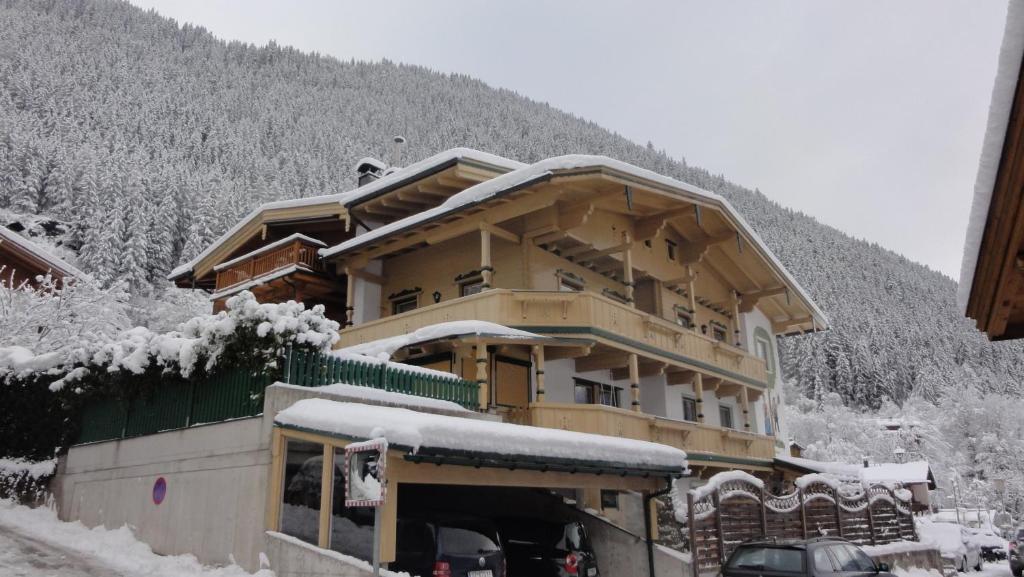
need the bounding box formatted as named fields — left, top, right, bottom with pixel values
left=275, top=398, right=687, bottom=474
left=167, top=148, right=523, bottom=280
left=959, top=0, right=1024, bottom=312
left=320, top=154, right=828, bottom=330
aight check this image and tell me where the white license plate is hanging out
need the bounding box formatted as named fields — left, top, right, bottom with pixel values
left=587, top=568, right=597, bottom=577
left=468, top=571, right=492, bottom=577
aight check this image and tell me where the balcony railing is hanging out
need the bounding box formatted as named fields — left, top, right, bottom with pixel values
left=521, top=402, right=775, bottom=461
left=341, top=289, right=768, bottom=385
left=214, top=238, right=325, bottom=291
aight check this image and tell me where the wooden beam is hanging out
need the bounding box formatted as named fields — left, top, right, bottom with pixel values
left=772, top=315, right=812, bottom=333
left=573, top=242, right=630, bottom=265
left=611, top=360, right=666, bottom=381
left=666, top=369, right=696, bottom=386
left=678, top=232, right=734, bottom=265
left=480, top=222, right=520, bottom=245
left=634, top=207, right=694, bottom=241
left=575, top=352, right=629, bottom=372
left=739, top=286, right=787, bottom=313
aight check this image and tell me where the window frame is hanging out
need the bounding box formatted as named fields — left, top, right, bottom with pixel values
left=391, top=294, right=418, bottom=315
left=573, top=378, right=622, bottom=409
left=682, top=396, right=698, bottom=422
left=459, top=278, right=485, bottom=297
left=719, top=405, right=734, bottom=429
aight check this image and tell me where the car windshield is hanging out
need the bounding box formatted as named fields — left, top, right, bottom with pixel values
left=727, top=546, right=805, bottom=573
left=439, top=524, right=500, bottom=555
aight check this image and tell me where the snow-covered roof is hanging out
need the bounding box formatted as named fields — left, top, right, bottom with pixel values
left=0, top=226, right=86, bottom=279
left=275, top=397, right=688, bottom=473
left=338, top=320, right=548, bottom=360
left=959, top=1, right=1024, bottom=311
left=775, top=454, right=934, bottom=487
left=169, top=148, right=523, bottom=280
left=273, top=381, right=473, bottom=414
left=212, top=233, right=326, bottom=272
left=354, top=157, right=387, bottom=172
left=320, top=155, right=828, bottom=330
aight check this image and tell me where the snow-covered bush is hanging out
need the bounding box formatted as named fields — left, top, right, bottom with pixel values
left=0, top=269, right=132, bottom=355
left=0, top=290, right=340, bottom=461
left=0, top=458, right=56, bottom=504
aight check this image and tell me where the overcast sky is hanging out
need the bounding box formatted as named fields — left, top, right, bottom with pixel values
left=131, top=0, right=1009, bottom=279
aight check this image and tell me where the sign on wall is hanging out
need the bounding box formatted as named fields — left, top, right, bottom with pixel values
left=344, top=438, right=387, bottom=508
left=152, top=477, right=167, bottom=505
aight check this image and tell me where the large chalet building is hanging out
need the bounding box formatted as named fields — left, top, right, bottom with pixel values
left=171, top=148, right=827, bottom=487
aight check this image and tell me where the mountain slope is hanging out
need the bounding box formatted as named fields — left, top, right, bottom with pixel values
left=1, top=0, right=1022, bottom=411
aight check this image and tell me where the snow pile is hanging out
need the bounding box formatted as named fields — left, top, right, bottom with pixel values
left=862, top=541, right=936, bottom=556
left=690, top=470, right=764, bottom=501
left=959, top=0, right=1024, bottom=310
left=0, top=499, right=274, bottom=577
left=340, top=320, right=543, bottom=360
left=327, top=349, right=464, bottom=380
left=275, top=398, right=687, bottom=470
left=0, top=290, right=339, bottom=393
left=917, top=520, right=968, bottom=558
left=794, top=473, right=845, bottom=490
left=0, top=458, right=56, bottom=480
left=275, top=382, right=472, bottom=414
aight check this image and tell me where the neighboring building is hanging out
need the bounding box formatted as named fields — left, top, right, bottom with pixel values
left=773, top=455, right=936, bottom=512
left=0, top=226, right=84, bottom=287
left=171, top=148, right=827, bottom=484
left=960, top=2, right=1024, bottom=340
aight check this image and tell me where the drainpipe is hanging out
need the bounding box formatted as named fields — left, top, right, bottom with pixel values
left=644, top=479, right=675, bottom=577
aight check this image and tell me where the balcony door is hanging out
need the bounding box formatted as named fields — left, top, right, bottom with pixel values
left=493, top=356, right=531, bottom=408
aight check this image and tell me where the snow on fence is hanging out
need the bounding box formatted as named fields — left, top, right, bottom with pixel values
left=686, top=472, right=917, bottom=577
left=75, top=351, right=479, bottom=445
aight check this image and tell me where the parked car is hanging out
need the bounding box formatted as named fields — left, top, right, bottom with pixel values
left=966, top=527, right=1007, bottom=562
left=497, top=517, right=600, bottom=577
left=392, top=515, right=505, bottom=577
left=919, top=520, right=983, bottom=572
left=1009, top=528, right=1024, bottom=577
left=722, top=537, right=895, bottom=577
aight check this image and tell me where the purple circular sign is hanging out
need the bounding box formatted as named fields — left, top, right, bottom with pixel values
left=152, top=477, right=167, bottom=505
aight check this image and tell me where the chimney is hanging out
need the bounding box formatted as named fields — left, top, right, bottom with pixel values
left=355, top=157, right=387, bottom=187
left=388, top=135, right=407, bottom=167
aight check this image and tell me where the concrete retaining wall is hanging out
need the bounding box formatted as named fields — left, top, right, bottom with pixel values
left=265, top=531, right=377, bottom=577
left=53, top=416, right=272, bottom=571
left=579, top=509, right=691, bottom=577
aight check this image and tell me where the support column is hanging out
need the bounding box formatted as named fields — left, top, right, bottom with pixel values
left=741, top=385, right=751, bottom=431
left=628, top=353, right=641, bottom=412
left=731, top=290, right=742, bottom=348
left=694, top=373, right=705, bottom=423
left=533, top=345, right=546, bottom=403
left=622, top=231, right=635, bottom=306
left=686, top=265, right=698, bottom=330
left=476, top=343, right=489, bottom=411
left=344, top=267, right=355, bottom=327
left=318, top=443, right=333, bottom=549
left=480, top=226, right=493, bottom=290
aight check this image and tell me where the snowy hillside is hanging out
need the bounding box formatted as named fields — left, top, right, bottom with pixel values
left=2, top=0, right=1023, bottom=493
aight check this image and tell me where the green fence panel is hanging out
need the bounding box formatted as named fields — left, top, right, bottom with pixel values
left=190, top=370, right=268, bottom=424
left=76, top=396, right=128, bottom=444
left=123, top=381, right=191, bottom=437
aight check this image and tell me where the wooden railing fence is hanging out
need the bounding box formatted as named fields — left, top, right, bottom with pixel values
left=687, top=473, right=917, bottom=577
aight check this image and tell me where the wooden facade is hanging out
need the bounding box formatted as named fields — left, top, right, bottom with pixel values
left=176, top=149, right=828, bottom=484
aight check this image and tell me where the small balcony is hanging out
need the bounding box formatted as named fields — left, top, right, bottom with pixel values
left=214, top=235, right=327, bottom=292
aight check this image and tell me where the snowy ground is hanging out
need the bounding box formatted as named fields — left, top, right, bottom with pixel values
left=893, top=560, right=1011, bottom=577
left=0, top=500, right=274, bottom=577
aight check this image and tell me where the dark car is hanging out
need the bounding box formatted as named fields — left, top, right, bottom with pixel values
left=497, top=517, right=600, bottom=577
left=392, top=516, right=505, bottom=577
left=1009, top=528, right=1024, bottom=576
left=723, top=538, right=895, bottom=577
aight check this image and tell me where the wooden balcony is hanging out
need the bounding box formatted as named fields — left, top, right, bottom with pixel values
left=340, top=289, right=768, bottom=386
left=214, top=236, right=326, bottom=292
left=522, top=402, right=775, bottom=464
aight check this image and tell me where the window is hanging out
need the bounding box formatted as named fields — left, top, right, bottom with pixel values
left=676, top=309, right=694, bottom=329
left=459, top=278, right=484, bottom=297
left=712, top=325, right=727, bottom=342
left=600, top=490, right=620, bottom=509
left=726, top=546, right=805, bottom=573
left=573, top=379, right=622, bottom=408
left=280, top=440, right=325, bottom=546
left=666, top=239, right=677, bottom=261
left=391, top=295, right=417, bottom=314
left=812, top=548, right=835, bottom=572
left=682, top=397, right=698, bottom=422
left=559, top=277, right=583, bottom=292
left=719, top=405, right=734, bottom=429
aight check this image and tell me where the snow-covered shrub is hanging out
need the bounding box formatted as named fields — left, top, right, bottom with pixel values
left=0, top=269, right=132, bottom=355
left=0, top=290, right=340, bottom=460
left=0, top=458, right=56, bottom=504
